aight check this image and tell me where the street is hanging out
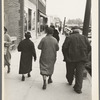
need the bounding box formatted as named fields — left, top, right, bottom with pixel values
left=4, top=34, right=91, bottom=100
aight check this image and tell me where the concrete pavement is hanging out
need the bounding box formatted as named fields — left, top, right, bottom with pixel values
left=4, top=34, right=91, bottom=100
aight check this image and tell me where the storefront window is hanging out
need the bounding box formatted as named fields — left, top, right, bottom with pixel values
left=32, top=12, right=35, bottom=30
left=24, top=10, right=28, bottom=32
left=28, top=8, right=32, bottom=30
left=40, top=17, right=44, bottom=32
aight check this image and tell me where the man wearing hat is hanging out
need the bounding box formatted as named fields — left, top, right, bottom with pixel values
left=18, top=32, right=36, bottom=81
left=62, top=29, right=91, bottom=93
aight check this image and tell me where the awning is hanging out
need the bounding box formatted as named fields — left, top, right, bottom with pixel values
left=39, top=12, right=47, bottom=18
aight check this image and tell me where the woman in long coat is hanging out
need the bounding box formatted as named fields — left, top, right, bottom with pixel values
left=4, top=27, right=12, bottom=73
left=18, top=32, right=36, bottom=81
left=38, top=27, right=59, bottom=89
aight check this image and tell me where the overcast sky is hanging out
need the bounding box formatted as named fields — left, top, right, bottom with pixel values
left=46, top=0, right=86, bottom=21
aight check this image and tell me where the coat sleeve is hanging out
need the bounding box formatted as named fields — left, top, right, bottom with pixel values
left=17, top=41, right=22, bottom=52
left=5, top=34, right=12, bottom=47
left=56, top=42, right=59, bottom=51
left=7, top=34, right=11, bottom=43
left=38, top=38, right=44, bottom=50
left=62, top=37, right=70, bottom=61
left=32, top=43, right=36, bottom=60
left=85, top=36, right=91, bottom=53
left=56, top=30, right=60, bottom=42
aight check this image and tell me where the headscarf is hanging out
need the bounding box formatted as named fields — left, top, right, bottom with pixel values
left=25, top=32, right=31, bottom=39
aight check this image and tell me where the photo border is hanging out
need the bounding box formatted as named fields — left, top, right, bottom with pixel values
left=0, top=0, right=2, bottom=100
left=1, top=0, right=99, bottom=100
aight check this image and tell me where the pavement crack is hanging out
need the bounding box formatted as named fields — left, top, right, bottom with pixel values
left=22, top=80, right=35, bottom=100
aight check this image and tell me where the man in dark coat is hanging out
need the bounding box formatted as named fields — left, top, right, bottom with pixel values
left=18, top=32, right=36, bottom=81
left=62, top=29, right=91, bottom=94
left=50, top=25, right=60, bottom=43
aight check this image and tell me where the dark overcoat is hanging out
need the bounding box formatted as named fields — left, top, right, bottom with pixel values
left=62, top=33, right=91, bottom=62
left=18, top=39, right=36, bottom=74
left=53, top=29, right=60, bottom=42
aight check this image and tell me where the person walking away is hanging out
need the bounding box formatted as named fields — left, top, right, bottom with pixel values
left=17, top=32, right=36, bottom=81
left=44, top=24, right=48, bottom=34
left=4, top=27, right=12, bottom=73
left=62, top=29, right=91, bottom=94
left=50, top=25, right=60, bottom=43
left=62, top=30, right=71, bottom=62
left=38, top=27, right=59, bottom=90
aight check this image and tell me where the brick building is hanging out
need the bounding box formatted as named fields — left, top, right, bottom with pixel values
left=4, top=0, right=46, bottom=44
left=4, top=0, right=21, bottom=43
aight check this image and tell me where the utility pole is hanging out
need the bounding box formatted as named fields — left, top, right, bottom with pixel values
left=82, top=0, right=91, bottom=78
left=83, top=0, right=91, bottom=37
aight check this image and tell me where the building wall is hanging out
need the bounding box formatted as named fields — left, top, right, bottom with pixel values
left=4, top=0, right=20, bottom=37
left=4, top=0, right=37, bottom=43
left=19, top=0, right=24, bottom=42
left=4, top=0, right=25, bottom=43
left=29, top=0, right=36, bottom=5
left=38, top=0, right=46, bottom=14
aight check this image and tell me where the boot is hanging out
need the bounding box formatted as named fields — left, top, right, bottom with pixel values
left=42, top=75, right=47, bottom=90
left=22, top=75, right=25, bottom=81
left=42, top=79, right=46, bottom=90
left=27, top=73, right=31, bottom=77
left=48, top=76, right=53, bottom=84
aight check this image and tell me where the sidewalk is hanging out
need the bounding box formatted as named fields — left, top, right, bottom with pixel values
left=4, top=34, right=91, bottom=100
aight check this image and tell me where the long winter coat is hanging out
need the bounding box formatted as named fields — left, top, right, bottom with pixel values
left=18, top=39, right=36, bottom=74
left=4, top=33, right=11, bottom=67
left=38, top=35, right=59, bottom=76
left=62, top=33, right=91, bottom=63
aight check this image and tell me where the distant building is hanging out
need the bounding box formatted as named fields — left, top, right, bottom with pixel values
left=47, top=16, right=61, bottom=27
left=47, top=16, right=55, bottom=26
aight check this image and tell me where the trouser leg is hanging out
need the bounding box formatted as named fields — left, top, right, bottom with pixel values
left=74, top=62, right=84, bottom=91
left=7, top=65, right=10, bottom=73
left=66, top=62, right=75, bottom=84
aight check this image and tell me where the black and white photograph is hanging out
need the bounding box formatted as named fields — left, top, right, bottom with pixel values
left=3, top=0, right=99, bottom=100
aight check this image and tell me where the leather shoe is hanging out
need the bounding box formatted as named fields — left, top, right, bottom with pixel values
left=28, top=73, right=31, bottom=77
left=7, top=70, right=10, bottom=73
left=74, top=89, right=82, bottom=94
left=22, top=76, right=25, bottom=81
left=48, top=78, right=53, bottom=84
left=42, top=84, right=46, bottom=90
